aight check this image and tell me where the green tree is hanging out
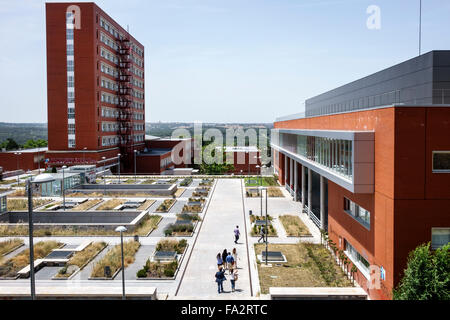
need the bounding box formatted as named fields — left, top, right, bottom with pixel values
left=0, top=138, right=19, bottom=150
left=393, top=242, right=450, bottom=300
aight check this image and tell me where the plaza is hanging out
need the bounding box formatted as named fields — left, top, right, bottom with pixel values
left=0, top=175, right=363, bottom=300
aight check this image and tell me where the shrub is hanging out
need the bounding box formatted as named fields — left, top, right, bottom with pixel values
left=137, top=269, right=147, bottom=278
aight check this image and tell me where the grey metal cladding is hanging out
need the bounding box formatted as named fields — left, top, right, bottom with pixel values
left=305, top=51, right=450, bottom=117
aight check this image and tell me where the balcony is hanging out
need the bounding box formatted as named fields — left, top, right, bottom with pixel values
left=272, top=129, right=374, bottom=194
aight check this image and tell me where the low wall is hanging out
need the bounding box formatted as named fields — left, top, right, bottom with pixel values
left=74, top=183, right=177, bottom=196
left=269, top=287, right=367, bottom=300
left=0, top=286, right=157, bottom=300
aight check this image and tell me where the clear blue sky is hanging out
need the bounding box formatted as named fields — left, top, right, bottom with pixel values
left=0, top=0, right=449, bottom=123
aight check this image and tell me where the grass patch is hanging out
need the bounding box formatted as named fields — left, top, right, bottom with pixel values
left=268, top=187, right=284, bottom=197
left=141, top=179, right=155, bottom=184
left=255, top=243, right=352, bottom=294
left=156, top=199, right=175, bottom=213
left=174, top=188, right=185, bottom=198
left=55, top=242, right=107, bottom=278
left=245, top=176, right=278, bottom=187
left=0, top=241, right=62, bottom=278
left=176, top=213, right=201, bottom=221
left=279, top=215, right=312, bottom=237
left=164, top=222, right=194, bottom=236
left=7, top=198, right=52, bottom=211
left=95, top=199, right=125, bottom=211
left=0, top=239, right=23, bottom=257
left=90, top=240, right=140, bottom=278
left=156, top=239, right=188, bottom=254
left=137, top=200, right=155, bottom=211
left=71, top=199, right=102, bottom=211
left=131, top=214, right=162, bottom=236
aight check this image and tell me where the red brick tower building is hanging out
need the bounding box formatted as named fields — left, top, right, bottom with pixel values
left=45, top=2, right=145, bottom=171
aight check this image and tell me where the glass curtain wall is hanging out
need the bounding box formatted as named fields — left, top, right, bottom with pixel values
left=274, top=131, right=353, bottom=180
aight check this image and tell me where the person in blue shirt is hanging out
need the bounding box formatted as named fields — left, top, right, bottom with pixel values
left=215, top=267, right=226, bottom=294
left=225, top=252, right=235, bottom=274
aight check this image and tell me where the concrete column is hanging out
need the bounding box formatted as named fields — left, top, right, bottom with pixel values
left=284, top=155, right=288, bottom=188
left=290, top=158, right=294, bottom=194
left=301, top=165, right=306, bottom=212
left=320, top=175, right=325, bottom=230
left=294, top=161, right=298, bottom=202
left=307, top=168, right=312, bottom=215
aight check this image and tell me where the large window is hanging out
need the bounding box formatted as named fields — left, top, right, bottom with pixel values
left=431, top=228, right=450, bottom=249
left=344, top=197, right=370, bottom=229
left=345, top=240, right=370, bottom=279
left=276, top=131, right=353, bottom=179
left=432, top=151, right=450, bottom=173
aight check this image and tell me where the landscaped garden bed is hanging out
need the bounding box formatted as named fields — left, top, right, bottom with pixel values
left=164, top=219, right=196, bottom=237
left=251, top=223, right=277, bottom=237
left=267, top=187, right=284, bottom=197
left=137, top=199, right=156, bottom=211
left=54, top=242, right=107, bottom=279
left=72, top=199, right=102, bottom=211
left=279, top=215, right=312, bottom=237
left=245, top=176, right=278, bottom=187
left=7, top=198, right=53, bottom=211
left=90, top=240, right=140, bottom=279
left=192, top=187, right=210, bottom=197
left=0, top=214, right=162, bottom=237
left=95, top=199, right=126, bottom=211
left=255, top=243, right=352, bottom=294
left=136, top=239, right=188, bottom=279
left=179, top=177, right=193, bottom=187
left=0, top=239, right=24, bottom=258
left=0, top=241, right=62, bottom=279
left=141, top=179, right=155, bottom=184
left=199, top=179, right=213, bottom=186
left=155, top=199, right=176, bottom=213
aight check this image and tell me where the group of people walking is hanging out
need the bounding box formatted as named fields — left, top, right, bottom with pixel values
left=215, top=248, right=239, bottom=293
left=214, top=225, right=242, bottom=293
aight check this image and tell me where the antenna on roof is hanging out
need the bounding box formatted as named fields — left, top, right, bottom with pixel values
left=418, top=0, right=422, bottom=56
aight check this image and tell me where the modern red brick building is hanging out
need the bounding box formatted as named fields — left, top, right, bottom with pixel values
left=272, top=51, right=450, bottom=300
left=45, top=2, right=145, bottom=172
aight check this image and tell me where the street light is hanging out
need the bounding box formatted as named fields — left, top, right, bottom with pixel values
left=27, top=173, right=55, bottom=300
left=117, top=153, right=121, bottom=184
left=115, top=225, right=127, bottom=300
left=134, top=150, right=137, bottom=182
left=61, top=166, right=67, bottom=211
left=14, top=152, right=21, bottom=185
left=259, top=186, right=269, bottom=265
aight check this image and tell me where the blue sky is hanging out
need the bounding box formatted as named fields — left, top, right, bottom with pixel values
left=0, top=0, right=449, bottom=123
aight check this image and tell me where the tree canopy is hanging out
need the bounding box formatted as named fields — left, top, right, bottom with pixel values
left=393, top=242, right=450, bottom=300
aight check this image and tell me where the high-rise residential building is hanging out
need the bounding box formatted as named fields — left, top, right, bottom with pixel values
left=272, top=51, right=450, bottom=300
left=45, top=2, right=145, bottom=171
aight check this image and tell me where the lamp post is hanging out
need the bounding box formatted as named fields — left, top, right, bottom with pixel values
left=27, top=173, right=55, bottom=300
left=117, top=153, right=121, bottom=184
left=61, top=166, right=67, bottom=210
left=134, top=150, right=137, bottom=182
left=37, top=147, right=40, bottom=174
left=259, top=186, right=268, bottom=264
left=102, top=157, right=106, bottom=195
left=254, top=155, right=262, bottom=185
left=115, top=226, right=127, bottom=300
left=14, top=152, right=21, bottom=185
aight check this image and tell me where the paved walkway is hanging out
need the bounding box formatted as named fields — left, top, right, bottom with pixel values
left=176, top=179, right=251, bottom=298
